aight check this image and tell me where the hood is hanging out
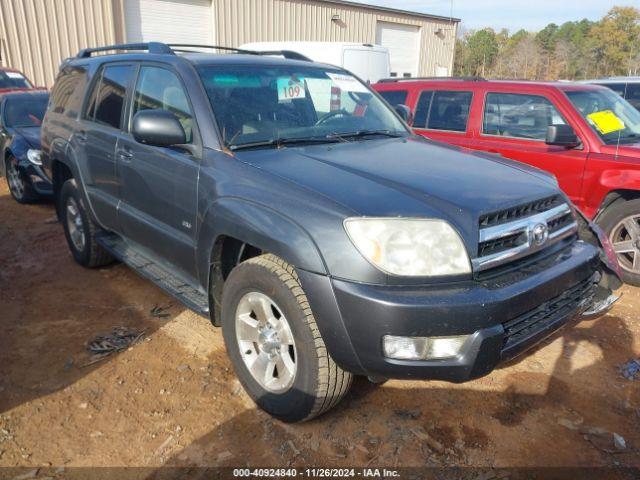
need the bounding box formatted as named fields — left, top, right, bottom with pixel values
left=234, top=136, right=561, bottom=241
left=14, top=126, right=41, bottom=149
left=600, top=142, right=640, bottom=159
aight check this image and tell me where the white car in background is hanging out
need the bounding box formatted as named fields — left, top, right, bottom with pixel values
left=240, top=41, right=391, bottom=84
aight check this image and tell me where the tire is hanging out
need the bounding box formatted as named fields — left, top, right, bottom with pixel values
left=221, top=254, right=352, bottom=422
left=5, top=155, right=36, bottom=204
left=597, top=198, right=640, bottom=286
left=60, top=179, right=114, bottom=268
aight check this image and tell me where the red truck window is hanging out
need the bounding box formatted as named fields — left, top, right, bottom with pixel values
left=414, top=90, right=472, bottom=132
left=377, top=89, right=408, bottom=107
left=483, top=92, right=567, bottom=141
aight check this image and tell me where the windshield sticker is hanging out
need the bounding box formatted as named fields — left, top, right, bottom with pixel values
left=327, top=73, right=369, bottom=93
left=277, top=76, right=306, bottom=102
left=587, top=110, right=625, bottom=135
left=6, top=71, right=25, bottom=79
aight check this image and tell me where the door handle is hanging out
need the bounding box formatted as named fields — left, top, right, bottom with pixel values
left=117, top=149, right=133, bottom=163
left=76, top=131, right=87, bottom=145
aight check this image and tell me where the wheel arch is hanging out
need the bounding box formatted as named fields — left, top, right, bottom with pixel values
left=595, top=189, right=640, bottom=222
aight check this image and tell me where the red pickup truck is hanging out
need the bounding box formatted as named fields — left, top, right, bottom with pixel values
left=374, top=78, right=640, bottom=285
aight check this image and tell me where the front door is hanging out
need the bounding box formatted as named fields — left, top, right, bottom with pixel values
left=467, top=91, right=588, bottom=204
left=117, top=64, right=200, bottom=280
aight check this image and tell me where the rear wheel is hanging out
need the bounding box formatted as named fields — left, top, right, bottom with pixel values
left=221, top=254, right=352, bottom=422
left=60, top=179, right=114, bottom=268
left=5, top=155, right=35, bottom=204
left=597, top=198, right=640, bottom=286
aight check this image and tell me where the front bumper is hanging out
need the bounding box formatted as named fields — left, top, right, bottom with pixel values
left=298, top=240, right=613, bottom=382
left=20, top=160, right=53, bottom=195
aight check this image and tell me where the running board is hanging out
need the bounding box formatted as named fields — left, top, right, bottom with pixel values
left=96, top=233, right=210, bottom=317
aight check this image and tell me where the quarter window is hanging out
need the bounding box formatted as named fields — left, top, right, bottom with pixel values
left=89, top=65, right=134, bottom=129
left=414, top=90, right=472, bottom=132
left=132, top=66, right=194, bottom=143
left=483, top=93, right=566, bottom=141
left=50, top=66, right=87, bottom=117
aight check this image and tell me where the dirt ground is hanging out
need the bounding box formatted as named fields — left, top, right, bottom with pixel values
left=0, top=181, right=639, bottom=475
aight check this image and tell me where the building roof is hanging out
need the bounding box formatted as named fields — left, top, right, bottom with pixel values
left=308, top=0, right=460, bottom=23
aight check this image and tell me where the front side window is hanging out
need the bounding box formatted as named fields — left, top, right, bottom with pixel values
left=377, top=89, right=408, bottom=107
left=3, top=95, right=49, bottom=127
left=131, top=66, right=194, bottom=143
left=566, top=88, right=640, bottom=145
left=413, top=90, right=472, bottom=132
left=483, top=93, right=566, bottom=141
left=197, top=65, right=408, bottom=149
left=0, top=70, right=32, bottom=90
left=88, top=65, right=134, bottom=129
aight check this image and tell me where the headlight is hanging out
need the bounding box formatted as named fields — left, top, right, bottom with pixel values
left=344, top=217, right=471, bottom=276
left=26, top=149, right=42, bottom=166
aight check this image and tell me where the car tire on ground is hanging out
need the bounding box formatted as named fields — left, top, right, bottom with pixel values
left=5, top=155, right=36, bottom=204
left=221, top=254, right=352, bottom=422
left=597, top=198, right=640, bottom=286
left=60, top=178, right=114, bottom=268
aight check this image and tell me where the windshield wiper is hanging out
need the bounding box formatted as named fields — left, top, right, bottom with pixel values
left=327, top=129, right=404, bottom=141
left=229, top=136, right=341, bottom=151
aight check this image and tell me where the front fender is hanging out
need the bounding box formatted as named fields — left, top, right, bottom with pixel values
left=196, top=196, right=327, bottom=287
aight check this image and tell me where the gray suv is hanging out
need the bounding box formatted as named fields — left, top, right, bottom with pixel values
left=41, top=43, right=621, bottom=422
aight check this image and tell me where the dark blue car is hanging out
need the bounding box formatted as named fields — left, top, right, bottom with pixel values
left=1, top=90, right=51, bottom=203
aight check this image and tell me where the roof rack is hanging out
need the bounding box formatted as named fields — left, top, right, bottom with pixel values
left=378, top=76, right=486, bottom=83
left=75, top=42, right=313, bottom=62
left=168, top=44, right=312, bottom=62
left=77, top=42, right=174, bottom=58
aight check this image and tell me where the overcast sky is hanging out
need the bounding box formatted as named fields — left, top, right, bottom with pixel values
left=348, top=0, right=639, bottom=32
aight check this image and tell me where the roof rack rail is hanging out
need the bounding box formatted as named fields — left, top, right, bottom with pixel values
left=378, top=76, right=486, bottom=83
left=168, top=44, right=313, bottom=62
left=77, top=42, right=174, bottom=58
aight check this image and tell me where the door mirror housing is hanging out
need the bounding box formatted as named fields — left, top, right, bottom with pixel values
left=546, top=124, right=579, bottom=148
left=132, top=109, right=186, bottom=147
left=394, top=104, right=413, bottom=125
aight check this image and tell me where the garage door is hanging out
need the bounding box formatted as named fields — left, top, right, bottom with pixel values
left=124, top=0, right=214, bottom=44
left=375, top=22, right=420, bottom=78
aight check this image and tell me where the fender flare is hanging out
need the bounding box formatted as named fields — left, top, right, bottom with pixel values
left=196, top=196, right=327, bottom=287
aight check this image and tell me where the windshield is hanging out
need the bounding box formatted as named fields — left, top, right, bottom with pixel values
left=566, top=88, right=640, bottom=145
left=197, top=64, right=408, bottom=149
left=0, top=71, right=32, bottom=90
left=4, top=95, right=49, bottom=127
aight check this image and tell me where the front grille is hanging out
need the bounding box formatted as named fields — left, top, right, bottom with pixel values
left=473, top=199, right=578, bottom=272
left=479, top=195, right=563, bottom=228
left=502, top=276, right=595, bottom=352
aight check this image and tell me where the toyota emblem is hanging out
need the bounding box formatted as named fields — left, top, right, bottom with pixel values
left=531, top=223, right=549, bottom=247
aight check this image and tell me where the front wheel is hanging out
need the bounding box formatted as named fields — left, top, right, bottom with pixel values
left=597, top=198, right=640, bottom=286
left=5, top=155, right=35, bottom=204
left=221, top=254, right=352, bottom=422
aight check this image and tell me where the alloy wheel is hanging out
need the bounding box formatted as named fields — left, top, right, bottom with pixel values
left=610, top=214, right=640, bottom=274
left=6, top=158, right=25, bottom=200
left=66, top=197, right=86, bottom=252
left=235, top=291, right=297, bottom=393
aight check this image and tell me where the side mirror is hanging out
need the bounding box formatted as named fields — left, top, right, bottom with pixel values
left=546, top=124, right=579, bottom=148
left=394, top=104, right=413, bottom=125
left=132, top=109, right=186, bottom=147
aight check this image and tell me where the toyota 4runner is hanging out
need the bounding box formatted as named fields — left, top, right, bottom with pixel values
left=42, top=43, right=621, bottom=422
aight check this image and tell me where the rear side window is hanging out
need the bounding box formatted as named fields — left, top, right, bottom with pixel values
left=86, top=64, right=134, bottom=129
left=483, top=93, right=566, bottom=141
left=414, top=90, right=472, bottom=132
left=50, top=66, right=87, bottom=117
left=377, top=89, right=408, bottom=106
left=131, top=66, right=194, bottom=143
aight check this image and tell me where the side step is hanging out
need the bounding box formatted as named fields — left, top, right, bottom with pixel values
left=97, top=233, right=210, bottom=317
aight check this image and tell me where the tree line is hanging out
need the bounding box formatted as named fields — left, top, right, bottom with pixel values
left=453, top=6, right=640, bottom=80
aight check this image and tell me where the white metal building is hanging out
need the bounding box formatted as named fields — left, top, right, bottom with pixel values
left=0, top=0, right=460, bottom=87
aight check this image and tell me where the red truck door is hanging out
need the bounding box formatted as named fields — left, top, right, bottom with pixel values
left=412, top=89, right=475, bottom=149
left=466, top=91, right=588, bottom=205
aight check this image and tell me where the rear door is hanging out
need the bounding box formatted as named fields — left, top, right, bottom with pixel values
left=412, top=89, right=475, bottom=148
left=117, top=63, right=200, bottom=280
left=79, top=63, right=135, bottom=231
left=466, top=90, right=588, bottom=203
